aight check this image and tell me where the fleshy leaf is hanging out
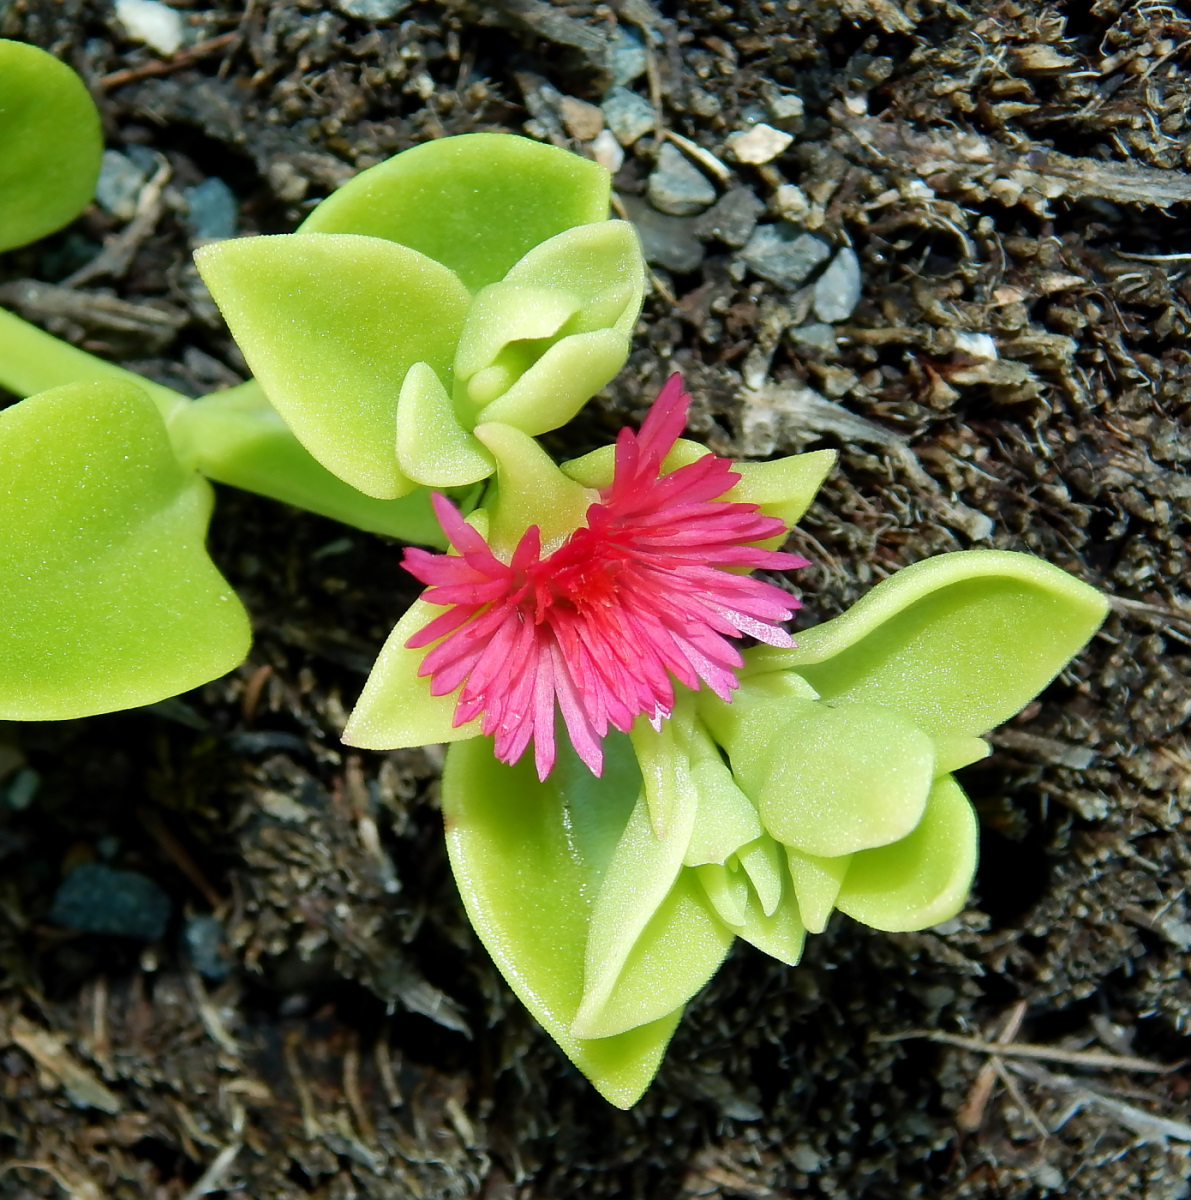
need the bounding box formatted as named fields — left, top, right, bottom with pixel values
left=834, top=774, right=979, bottom=932
left=576, top=869, right=734, bottom=1041
left=683, top=728, right=764, bottom=867
left=696, top=862, right=750, bottom=926
left=726, top=449, right=837, bottom=548
left=474, top=328, right=634, bottom=437
left=195, top=232, right=471, bottom=499
left=786, top=848, right=851, bottom=934
left=562, top=436, right=710, bottom=488
left=299, top=132, right=611, bottom=292
left=342, top=598, right=481, bottom=750
left=722, top=863, right=806, bottom=966
left=455, top=222, right=644, bottom=432
left=442, top=734, right=683, bottom=1109
left=574, top=715, right=735, bottom=1040
left=395, top=362, right=494, bottom=487
left=750, top=701, right=936, bottom=858
left=174, top=382, right=448, bottom=545
left=737, top=836, right=785, bottom=917
left=472, top=421, right=594, bottom=556
left=0, top=382, right=250, bottom=719
left=0, top=39, right=102, bottom=253
left=744, top=550, right=1109, bottom=737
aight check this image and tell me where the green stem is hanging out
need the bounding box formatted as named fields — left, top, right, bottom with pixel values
left=0, top=303, right=187, bottom=423
left=174, top=382, right=450, bottom=546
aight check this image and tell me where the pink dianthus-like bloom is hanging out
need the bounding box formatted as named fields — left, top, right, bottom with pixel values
left=402, top=374, right=810, bottom=780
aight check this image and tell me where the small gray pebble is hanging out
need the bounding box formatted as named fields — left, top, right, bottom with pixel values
left=739, top=223, right=831, bottom=289
left=647, top=144, right=715, bottom=217
left=49, top=862, right=172, bottom=941
left=602, top=87, right=655, bottom=147
left=94, top=150, right=148, bottom=221
left=606, top=26, right=647, bottom=86
left=183, top=913, right=233, bottom=981
left=183, top=177, right=239, bottom=242
left=334, top=0, right=411, bottom=17
left=620, top=194, right=703, bottom=274
left=788, top=322, right=839, bottom=353
left=813, top=247, right=862, bottom=322
left=693, top=187, right=764, bottom=248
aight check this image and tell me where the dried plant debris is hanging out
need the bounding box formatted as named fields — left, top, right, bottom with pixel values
left=2, top=0, right=1191, bottom=1196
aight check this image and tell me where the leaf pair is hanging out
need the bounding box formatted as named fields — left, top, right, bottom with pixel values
left=195, top=134, right=644, bottom=502
left=0, top=39, right=102, bottom=253
left=439, top=551, right=1107, bottom=1108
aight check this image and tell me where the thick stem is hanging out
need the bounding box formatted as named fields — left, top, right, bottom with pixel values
left=173, top=383, right=453, bottom=546
left=0, top=303, right=186, bottom=423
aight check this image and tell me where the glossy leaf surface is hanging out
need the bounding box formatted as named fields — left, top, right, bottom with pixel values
left=443, top=734, right=685, bottom=1109
left=195, top=232, right=470, bottom=499
left=0, top=382, right=250, bottom=719
left=300, top=133, right=611, bottom=291
left=0, top=39, right=102, bottom=252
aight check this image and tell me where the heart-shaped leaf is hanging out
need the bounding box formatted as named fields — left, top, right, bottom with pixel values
left=744, top=551, right=1108, bottom=737
left=0, top=39, right=102, bottom=252
left=442, top=733, right=686, bottom=1109
left=195, top=232, right=471, bottom=499
left=0, top=382, right=250, bottom=719
left=299, top=132, right=611, bottom=292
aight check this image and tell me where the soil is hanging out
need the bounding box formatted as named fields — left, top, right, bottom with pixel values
left=2, top=0, right=1191, bottom=1197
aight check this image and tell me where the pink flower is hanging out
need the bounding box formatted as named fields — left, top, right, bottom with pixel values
left=402, top=375, right=810, bottom=780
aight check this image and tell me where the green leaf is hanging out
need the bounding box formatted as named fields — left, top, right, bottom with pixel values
left=456, top=222, right=644, bottom=434
left=0, top=382, right=250, bottom=719
left=834, top=774, right=978, bottom=932
left=725, top=449, right=837, bottom=547
left=472, top=421, right=594, bottom=557
left=786, top=849, right=851, bottom=934
left=195, top=232, right=471, bottom=500
left=174, top=382, right=449, bottom=545
left=719, top=859, right=806, bottom=966
left=0, top=39, right=102, bottom=253
left=574, top=719, right=734, bottom=1040
left=342, top=597, right=481, bottom=751
left=299, top=132, right=611, bottom=292
left=395, top=362, right=494, bottom=488
left=442, top=734, right=684, bottom=1110
left=750, top=701, right=936, bottom=858
left=744, top=550, right=1109, bottom=737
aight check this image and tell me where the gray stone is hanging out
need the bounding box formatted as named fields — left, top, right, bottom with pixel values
left=813, top=247, right=862, bottom=322
left=693, top=187, right=764, bottom=248
left=739, top=223, right=831, bottom=289
left=183, top=177, right=239, bottom=241
left=607, top=26, right=647, bottom=86
left=335, top=0, right=411, bottom=17
left=647, top=143, right=715, bottom=216
left=620, top=194, right=703, bottom=274
left=183, top=914, right=233, bottom=981
left=48, top=863, right=172, bottom=941
left=94, top=150, right=148, bottom=221
left=602, top=86, right=655, bottom=146
left=788, top=322, right=839, bottom=353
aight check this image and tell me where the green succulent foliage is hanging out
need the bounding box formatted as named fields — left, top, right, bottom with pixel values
left=196, top=134, right=644, bottom=501
left=0, top=381, right=251, bottom=720
left=438, top=550, right=1107, bottom=1106
left=0, top=39, right=103, bottom=253
left=298, top=132, right=611, bottom=291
